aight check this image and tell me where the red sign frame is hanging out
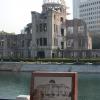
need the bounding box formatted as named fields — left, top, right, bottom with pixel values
left=30, top=72, right=78, bottom=100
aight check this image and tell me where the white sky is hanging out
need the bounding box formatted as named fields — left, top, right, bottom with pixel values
left=0, top=0, right=73, bottom=34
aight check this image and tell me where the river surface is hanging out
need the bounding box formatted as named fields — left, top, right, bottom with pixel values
left=0, top=64, right=100, bottom=100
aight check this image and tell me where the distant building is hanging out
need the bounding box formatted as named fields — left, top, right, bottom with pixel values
left=0, top=31, right=18, bottom=59
left=0, top=24, right=32, bottom=59
left=73, top=0, right=80, bottom=19
left=17, top=23, right=32, bottom=58
left=66, top=19, right=92, bottom=50
left=17, top=33, right=31, bottom=58
left=73, top=0, right=100, bottom=34
left=64, top=18, right=92, bottom=58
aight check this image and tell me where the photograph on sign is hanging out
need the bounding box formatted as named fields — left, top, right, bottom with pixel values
left=30, top=72, right=77, bottom=100
left=34, top=77, right=72, bottom=100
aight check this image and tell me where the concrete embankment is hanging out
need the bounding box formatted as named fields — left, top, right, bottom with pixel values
left=0, top=62, right=22, bottom=71
left=0, top=62, right=100, bottom=72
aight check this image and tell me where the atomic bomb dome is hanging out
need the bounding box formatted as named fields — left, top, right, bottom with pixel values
left=43, top=0, right=66, bottom=6
left=42, top=0, right=66, bottom=13
left=31, top=0, right=91, bottom=58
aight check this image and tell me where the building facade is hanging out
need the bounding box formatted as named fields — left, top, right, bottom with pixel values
left=64, top=49, right=100, bottom=58
left=73, top=0, right=100, bottom=34
left=0, top=31, right=18, bottom=59
left=66, top=19, right=92, bottom=50
left=17, top=23, right=32, bottom=58
left=31, top=0, right=67, bottom=58
left=0, top=0, right=94, bottom=59
left=73, top=0, right=80, bottom=19
left=31, top=0, right=91, bottom=58
left=0, top=27, right=32, bottom=59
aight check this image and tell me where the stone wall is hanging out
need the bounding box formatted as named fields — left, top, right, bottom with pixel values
left=0, top=62, right=22, bottom=71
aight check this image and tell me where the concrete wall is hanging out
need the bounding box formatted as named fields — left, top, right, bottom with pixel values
left=0, top=62, right=22, bottom=71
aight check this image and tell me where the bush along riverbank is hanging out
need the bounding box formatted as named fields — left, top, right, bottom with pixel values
left=1, top=58, right=100, bottom=64
left=36, top=58, right=100, bottom=64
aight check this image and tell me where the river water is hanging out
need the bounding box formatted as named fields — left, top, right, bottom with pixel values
left=0, top=64, right=100, bottom=100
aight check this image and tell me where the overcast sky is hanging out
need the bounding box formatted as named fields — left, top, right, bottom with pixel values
left=0, top=0, right=73, bottom=34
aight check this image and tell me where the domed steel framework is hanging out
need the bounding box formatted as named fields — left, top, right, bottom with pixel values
left=42, top=0, right=66, bottom=13
left=43, top=0, right=66, bottom=5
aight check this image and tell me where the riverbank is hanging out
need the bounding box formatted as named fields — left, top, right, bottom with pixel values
left=1, top=58, right=100, bottom=64
left=0, top=62, right=22, bottom=71
left=0, top=62, right=100, bottom=72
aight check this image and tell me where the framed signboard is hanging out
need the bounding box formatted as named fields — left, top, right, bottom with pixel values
left=30, top=72, right=78, bottom=100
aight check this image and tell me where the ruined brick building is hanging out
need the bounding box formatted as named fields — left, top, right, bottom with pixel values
left=31, top=0, right=92, bottom=58
left=0, top=0, right=94, bottom=59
